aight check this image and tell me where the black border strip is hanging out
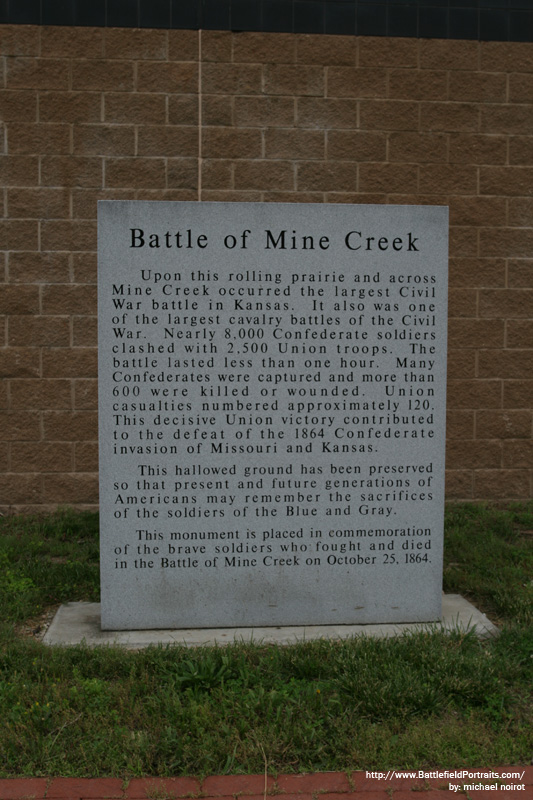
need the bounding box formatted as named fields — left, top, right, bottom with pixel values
left=1, top=1, right=532, bottom=43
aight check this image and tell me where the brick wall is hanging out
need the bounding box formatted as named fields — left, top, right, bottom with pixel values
left=1, top=24, right=532, bottom=512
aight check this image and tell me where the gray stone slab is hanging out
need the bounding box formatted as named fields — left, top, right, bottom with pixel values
left=43, top=595, right=498, bottom=648
left=98, top=201, right=448, bottom=630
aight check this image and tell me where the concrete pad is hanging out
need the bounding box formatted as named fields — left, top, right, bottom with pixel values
left=43, top=594, right=498, bottom=648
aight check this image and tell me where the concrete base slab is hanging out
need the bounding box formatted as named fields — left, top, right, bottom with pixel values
left=43, top=595, right=498, bottom=648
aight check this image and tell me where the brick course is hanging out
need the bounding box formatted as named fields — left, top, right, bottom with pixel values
left=1, top=25, right=532, bottom=510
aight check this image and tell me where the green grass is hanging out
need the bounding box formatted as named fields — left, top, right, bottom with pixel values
left=0, top=504, right=532, bottom=777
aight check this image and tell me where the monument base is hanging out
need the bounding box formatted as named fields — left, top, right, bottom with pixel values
left=43, top=595, right=498, bottom=648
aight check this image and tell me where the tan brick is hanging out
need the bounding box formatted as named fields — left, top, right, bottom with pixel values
left=234, top=160, right=294, bottom=191
left=42, top=349, right=97, bottom=379
left=40, top=221, right=96, bottom=252
left=74, top=441, right=98, bottom=471
left=202, top=63, right=261, bottom=95
left=234, top=32, right=297, bottom=64
left=449, top=258, right=505, bottom=288
left=326, top=131, right=383, bottom=162
left=420, top=39, right=479, bottom=71
left=201, top=95, right=233, bottom=126
left=72, top=60, right=133, bottom=92
left=202, top=190, right=262, bottom=202
left=200, top=31, right=231, bottom=62
left=43, top=411, right=97, bottom=441
left=360, top=100, right=418, bottom=131
left=445, top=471, right=473, bottom=500
left=8, top=315, right=70, bottom=347
left=476, top=410, right=531, bottom=439
left=103, top=28, right=167, bottom=60
left=202, top=128, right=260, bottom=159
left=10, top=379, right=71, bottom=409
left=449, top=226, right=478, bottom=258
left=0, top=25, right=39, bottom=56
left=74, top=379, right=97, bottom=410
left=0, top=155, right=39, bottom=186
left=449, top=71, right=506, bottom=103
left=509, top=73, right=533, bottom=104
left=481, top=166, right=533, bottom=197
left=0, top=411, right=40, bottom=440
left=41, top=156, right=103, bottom=188
left=167, top=159, right=198, bottom=190
left=0, top=285, right=39, bottom=313
left=504, top=380, right=533, bottom=408
left=0, top=443, right=8, bottom=472
left=11, top=442, right=73, bottom=472
left=508, top=199, right=533, bottom=227
left=0, top=475, right=42, bottom=505
left=136, top=126, right=197, bottom=158
left=447, top=379, right=502, bottom=409
left=388, top=70, right=447, bottom=101
left=8, top=188, right=70, bottom=219
left=419, top=165, right=477, bottom=195
left=104, top=93, right=165, bottom=125
left=326, top=193, right=385, bottom=205
left=507, top=320, right=533, bottom=348
left=297, top=161, right=358, bottom=193
left=263, top=64, right=324, bottom=97
left=6, top=58, right=69, bottom=90
left=0, top=90, right=37, bottom=122
left=263, top=192, right=323, bottom=203
left=168, top=29, right=198, bottom=62
left=39, top=91, right=101, bottom=124
left=0, top=220, right=38, bottom=250
left=480, top=42, right=533, bottom=73
left=73, top=125, right=135, bottom=157
left=8, top=251, right=70, bottom=283
left=473, top=470, right=530, bottom=500
left=105, top=158, right=166, bottom=189
left=168, top=95, right=198, bottom=126
left=446, top=440, right=502, bottom=470
left=446, top=410, right=475, bottom=439
left=502, top=441, right=533, bottom=469
left=359, top=163, right=418, bottom=194
left=448, top=133, right=506, bottom=165
left=235, top=96, right=294, bottom=127
left=297, top=98, right=357, bottom=129
left=41, top=26, right=103, bottom=58
left=72, top=188, right=135, bottom=220
left=448, top=289, right=477, bottom=318
left=42, top=285, right=96, bottom=315
left=448, top=320, right=504, bottom=350
left=449, top=197, right=506, bottom=228
left=448, top=349, right=476, bottom=379
left=266, top=129, right=324, bottom=160
left=72, top=316, right=97, bottom=347
left=478, top=350, right=533, bottom=378
left=388, top=132, right=446, bottom=164
left=509, top=137, right=533, bottom=166
left=480, top=228, right=533, bottom=258
left=479, top=289, right=533, bottom=319
left=72, top=252, right=97, bottom=284
left=481, top=105, right=533, bottom=135
left=42, top=473, right=98, bottom=504
left=135, top=188, right=197, bottom=202
left=327, top=67, right=386, bottom=98
left=360, top=37, right=418, bottom=68
left=420, top=103, right=479, bottom=132
left=137, top=62, right=197, bottom=93
left=296, top=34, right=355, bottom=66
left=508, top=260, right=533, bottom=288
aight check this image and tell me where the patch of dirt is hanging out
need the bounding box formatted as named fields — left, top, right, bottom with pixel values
left=16, top=606, right=59, bottom=641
